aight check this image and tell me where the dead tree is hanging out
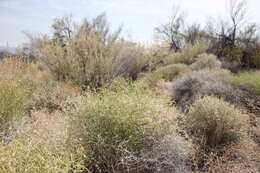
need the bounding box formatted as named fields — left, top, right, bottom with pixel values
left=155, top=6, right=185, bottom=51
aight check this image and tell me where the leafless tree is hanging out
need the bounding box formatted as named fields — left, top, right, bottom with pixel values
left=228, top=0, right=247, bottom=47
left=155, top=5, right=185, bottom=51
left=204, top=0, right=248, bottom=57
left=184, top=23, right=206, bottom=45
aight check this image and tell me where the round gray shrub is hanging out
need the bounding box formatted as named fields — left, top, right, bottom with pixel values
left=171, top=70, right=246, bottom=112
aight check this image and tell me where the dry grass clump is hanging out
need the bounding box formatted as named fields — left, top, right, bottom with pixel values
left=34, top=15, right=149, bottom=90
left=190, top=53, right=221, bottom=71
left=69, top=79, right=180, bottom=173
left=185, top=96, right=248, bottom=148
left=164, top=43, right=208, bottom=65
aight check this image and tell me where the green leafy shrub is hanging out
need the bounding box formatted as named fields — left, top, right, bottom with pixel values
left=231, top=71, right=260, bottom=96
left=185, top=96, right=248, bottom=148
left=69, top=79, right=178, bottom=172
left=190, top=53, right=221, bottom=71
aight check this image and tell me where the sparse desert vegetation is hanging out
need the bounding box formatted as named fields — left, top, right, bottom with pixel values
left=0, top=0, right=260, bottom=172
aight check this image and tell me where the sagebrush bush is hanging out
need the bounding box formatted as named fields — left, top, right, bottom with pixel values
left=231, top=71, right=260, bottom=96
left=171, top=69, right=246, bottom=111
left=190, top=53, right=221, bottom=71
left=164, top=43, right=208, bottom=65
left=185, top=96, right=248, bottom=148
left=34, top=15, right=149, bottom=89
left=69, top=79, right=178, bottom=172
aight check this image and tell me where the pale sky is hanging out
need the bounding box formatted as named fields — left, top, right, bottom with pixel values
left=0, top=0, right=259, bottom=47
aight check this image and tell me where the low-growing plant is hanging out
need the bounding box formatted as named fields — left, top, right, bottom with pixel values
left=185, top=96, right=248, bottom=148
left=190, top=53, right=221, bottom=71
left=231, top=71, right=260, bottom=96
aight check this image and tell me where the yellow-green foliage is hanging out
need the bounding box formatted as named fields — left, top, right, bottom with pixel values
left=155, top=64, right=190, bottom=81
left=70, top=79, right=177, bottom=172
left=0, top=138, right=84, bottom=173
left=185, top=96, right=248, bottom=148
left=144, top=64, right=190, bottom=87
left=164, top=43, right=208, bottom=65
left=231, top=71, right=260, bottom=96
left=0, top=82, right=27, bottom=129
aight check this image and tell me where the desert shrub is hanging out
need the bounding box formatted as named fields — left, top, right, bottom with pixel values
left=112, top=41, right=150, bottom=80
left=0, top=82, right=27, bottom=131
left=222, top=45, right=244, bottom=64
left=190, top=53, right=221, bottom=71
left=164, top=43, right=208, bottom=65
left=33, top=14, right=149, bottom=90
left=69, top=79, right=178, bottom=172
left=171, top=69, right=246, bottom=111
left=142, top=64, right=190, bottom=88
left=231, top=71, right=260, bottom=96
left=221, top=60, right=241, bottom=73
left=155, top=64, right=190, bottom=81
left=185, top=96, right=248, bottom=148
left=251, top=48, right=260, bottom=68
left=0, top=137, right=85, bottom=173
left=120, top=135, right=193, bottom=173
left=0, top=57, right=37, bottom=131
left=29, top=80, right=81, bottom=113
